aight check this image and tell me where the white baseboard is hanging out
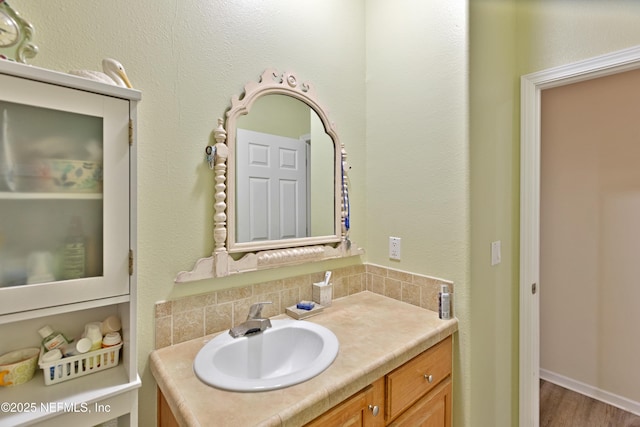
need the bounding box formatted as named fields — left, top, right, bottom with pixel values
left=540, top=369, right=640, bottom=417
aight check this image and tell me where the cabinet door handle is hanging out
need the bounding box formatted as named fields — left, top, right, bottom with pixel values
left=368, top=404, right=380, bottom=416
left=424, top=374, right=434, bottom=383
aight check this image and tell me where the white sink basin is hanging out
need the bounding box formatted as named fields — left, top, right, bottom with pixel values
left=193, top=319, right=339, bottom=392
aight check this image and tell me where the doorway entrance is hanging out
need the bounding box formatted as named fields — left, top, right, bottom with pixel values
left=519, top=45, right=640, bottom=426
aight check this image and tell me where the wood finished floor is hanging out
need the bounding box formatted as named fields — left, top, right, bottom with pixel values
left=540, top=380, right=640, bottom=427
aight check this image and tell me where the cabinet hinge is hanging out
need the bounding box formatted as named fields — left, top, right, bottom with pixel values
left=128, top=120, right=134, bottom=146
left=129, top=249, right=134, bottom=276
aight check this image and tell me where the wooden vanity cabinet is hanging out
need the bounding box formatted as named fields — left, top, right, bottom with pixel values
left=158, top=388, right=180, bottom=427
left=307, top=335, right=452, bottom=427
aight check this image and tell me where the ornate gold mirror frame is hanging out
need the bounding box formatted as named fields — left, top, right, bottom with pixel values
left=176, top=69, right=363, bottom=281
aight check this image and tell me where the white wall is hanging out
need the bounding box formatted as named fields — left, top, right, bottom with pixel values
left=541, top=69, right=640, bottom=403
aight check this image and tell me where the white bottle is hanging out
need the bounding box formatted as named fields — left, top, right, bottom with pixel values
left=61, top=337, right=92, bottom=357
left=438, top=284, right=451, bottom=320
left=101, top=315, right=122, bottom=335
left=38, top=325, right=70, bottom=351
left=41, top=348, right=63, bottom=381
left=62, top=216, right=86, bottom=280
left=83, top=322, right=103, bottom=369
left=83, top=323, right=103, bottom=351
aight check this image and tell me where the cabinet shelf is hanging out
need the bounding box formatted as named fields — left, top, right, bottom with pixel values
left=0, top=366, right=141, bottom=427
left=0, top=295, right=130, bottom=325
left=0, top=191, right=102, bottom=200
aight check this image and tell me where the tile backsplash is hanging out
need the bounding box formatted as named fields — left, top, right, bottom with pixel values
left=154, top=264, right=453, bottom=349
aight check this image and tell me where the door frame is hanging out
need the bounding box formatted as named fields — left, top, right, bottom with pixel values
left=519, top=45, right=640, bottom=427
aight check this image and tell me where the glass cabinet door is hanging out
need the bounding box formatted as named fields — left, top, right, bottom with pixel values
left=0, top=73, right=130, bottom=314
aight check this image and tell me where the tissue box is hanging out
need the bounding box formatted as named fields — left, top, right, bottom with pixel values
left=312, top=282, right=333, bottom=307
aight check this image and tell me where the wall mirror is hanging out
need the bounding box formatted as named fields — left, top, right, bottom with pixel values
left=176, top=69, right=363, bottom=280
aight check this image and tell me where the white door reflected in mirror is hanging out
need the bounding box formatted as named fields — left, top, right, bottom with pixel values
left=236, top=128, right=309, bottom=242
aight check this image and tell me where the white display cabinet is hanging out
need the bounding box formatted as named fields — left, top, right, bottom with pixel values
left=0, top=59, right=140, bottom=426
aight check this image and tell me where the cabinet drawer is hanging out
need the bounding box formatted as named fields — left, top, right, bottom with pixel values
left=386, top=335, right=452, bottom=421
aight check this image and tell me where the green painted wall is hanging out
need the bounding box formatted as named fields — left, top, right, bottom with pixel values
left=16, top=1, right=366, bottom=424
left=13, top=0, right=640, bottom=425
left=469, top=2, right=519, bottom=426
left=365, top=1, right=470, bottom=424
left=237, top=95, right=310, bottom=138
left=469, top=1, right=640, bottom=426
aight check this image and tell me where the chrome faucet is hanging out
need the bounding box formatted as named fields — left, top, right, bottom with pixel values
left=228, top=302, right=273, bottom=338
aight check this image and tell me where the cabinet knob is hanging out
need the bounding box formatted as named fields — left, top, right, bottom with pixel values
left=424, top=374, right=434, bottom=383
left=368, top=404, right=380, bottom=416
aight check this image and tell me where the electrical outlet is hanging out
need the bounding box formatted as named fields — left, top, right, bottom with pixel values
left=389, top=237, right=401, bottom=260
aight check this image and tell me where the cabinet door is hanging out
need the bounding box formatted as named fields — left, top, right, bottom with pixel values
left=305, top=379, right=385, bottom=427
left=388, top=378, right=452, bottom=427
left=0, top=73, right=130, bottom=313
left=305, top=387, right=371, bottom=427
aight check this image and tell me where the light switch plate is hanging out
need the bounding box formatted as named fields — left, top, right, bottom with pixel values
left=491, top=241, right=501, bottom=266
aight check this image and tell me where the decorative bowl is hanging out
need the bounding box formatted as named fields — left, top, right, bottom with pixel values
left=0, top=347, right=40, bottom=386
left=48, top=159, right=103, bottom=193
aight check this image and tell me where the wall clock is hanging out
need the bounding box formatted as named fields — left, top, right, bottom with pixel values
left=0, top=0, right=37, bottom=63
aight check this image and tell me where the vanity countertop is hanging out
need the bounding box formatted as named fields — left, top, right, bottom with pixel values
left=150, top=291, right=458, bottom=427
